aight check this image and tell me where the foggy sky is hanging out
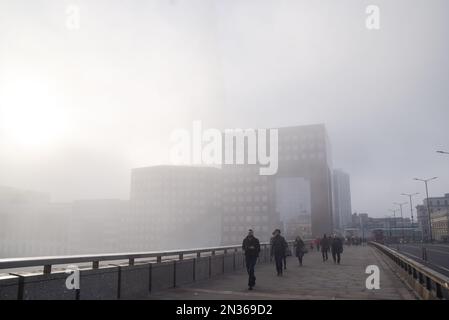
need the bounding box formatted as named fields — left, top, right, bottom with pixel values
left=0, top=0, right=448, bottom=218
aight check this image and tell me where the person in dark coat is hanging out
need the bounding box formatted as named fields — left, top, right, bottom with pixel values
left=331, top=234, right=344, bottom=264
left=320, top=234, right=330, bottom=262
left=242, top=229, right=260, bottom=290
left=294, top=236, right=306, bottom=266
left=270, top=229, right=288, bottom=276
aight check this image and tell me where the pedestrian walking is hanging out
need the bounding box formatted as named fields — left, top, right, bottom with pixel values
left=315, top=238, right=320, bottom=252
left=270, top=229, right=288, bottom=276
left=294, top=236, right=306, bottom=266
left=331, top=234, right=344, bottom=264
left=242, top=229, right=260, bottom=290
left=321, top=234, right=330, bottom=262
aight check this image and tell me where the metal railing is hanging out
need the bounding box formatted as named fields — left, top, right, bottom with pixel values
left=0, top=238, right=307, bottom=275
left=370, top=241, right=449, bottom=300
left=0, top=243, right=274, bottom=274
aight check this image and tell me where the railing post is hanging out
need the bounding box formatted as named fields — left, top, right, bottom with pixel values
left=197, top=252, right=201, bottom=258
left=129, top=258, right=135, bottom=266
left=209, top=256, right=212, bottom=278
left=157, top=256, right=162, bottom=263
left=179, top=253, right=184, bottom=260
left=43, top=264, right=52, bottom=274
left=92, top=261, right=99, bottom=269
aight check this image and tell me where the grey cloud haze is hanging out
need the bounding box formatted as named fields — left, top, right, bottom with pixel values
left=0, top=0, right=448, bottom=217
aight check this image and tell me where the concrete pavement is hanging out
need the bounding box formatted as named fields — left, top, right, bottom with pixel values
left=149, top=245, right=417, bottom=300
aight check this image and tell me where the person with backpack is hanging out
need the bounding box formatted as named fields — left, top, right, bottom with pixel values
left=270, top=229, right=288, bottom=276
left=242, top=229, right=260, bottom=290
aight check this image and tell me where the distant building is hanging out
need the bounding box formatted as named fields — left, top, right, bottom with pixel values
left=347, top=212, right=420, bottom=241
left=275, top=177, right=312, bottom=240
left=417, top=193, right=449, bottom=241
left=0, top=186, right=131, bottom=257
left=431, top=209, right=449, bottom=242
left=0, top=186, right=56, bottom=258
left=69, top=199, right=130, bottom=254
left=275, top=125, right=334, bottom=238
left=221, top=166, right=278, bottom=244
left=332, top=169, right=352, bottom=231
left=130, top=165, right=222, bottom=251
left=220, top=124, right=334, bottom=243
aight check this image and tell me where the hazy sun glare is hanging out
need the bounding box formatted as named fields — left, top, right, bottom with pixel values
left=0, top=72, right=70, bottom=149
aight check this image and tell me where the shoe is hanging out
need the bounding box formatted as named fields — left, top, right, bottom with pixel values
left=248, top=286, right=253, bottom=291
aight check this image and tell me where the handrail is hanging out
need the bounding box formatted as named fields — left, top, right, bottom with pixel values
left=0, top=243, right=260, bottom=272
left=370, top=241, right=449, bottom=299
left=0, top=239, right=304, bottom=274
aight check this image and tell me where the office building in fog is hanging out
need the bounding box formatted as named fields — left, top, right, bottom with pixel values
left=275, top=124, right=334, bottom=237
left=69, top=199, right=130, bottom=254
left=221, top=166, right=278, bottom=244
left=130, top=166, right=222, bottom=251
left=0, top=186, right=61, bottom=258
left=221, top=124, right=334, bottom=242
left=275, top=177, right=312, bottom=240
left=332, top=169, right=352, bottom=231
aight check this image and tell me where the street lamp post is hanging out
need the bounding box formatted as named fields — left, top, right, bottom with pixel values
left=401, top=193, right=419, bottom=242
left=389, top=209, right=398, bottom=244
left=394, top=202, right=407, bottom=242
left=414, top=177, right=438, bottom=243
left=386, top=215, right=393, bottom=243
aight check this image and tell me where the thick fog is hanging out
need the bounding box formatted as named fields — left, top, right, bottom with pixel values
left=0, top=0, right=449, bottom=257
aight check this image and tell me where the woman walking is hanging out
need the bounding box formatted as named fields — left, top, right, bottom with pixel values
left=294, top=236, right=306, bottom=266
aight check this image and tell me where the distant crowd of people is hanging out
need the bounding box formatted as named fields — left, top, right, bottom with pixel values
left=242, top=229, right=345, bottom=290
left=344, top=236, right=365, bottom=246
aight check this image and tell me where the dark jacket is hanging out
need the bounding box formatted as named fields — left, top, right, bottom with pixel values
left=242, top=236, right=260, bottom=258
left=294, top=238, right=306, bottom=257
left=331, top=237, right=343, bottom=254
left=270, top=234, right=288, bottom=257
left=320, top=237, right=330, bottom=251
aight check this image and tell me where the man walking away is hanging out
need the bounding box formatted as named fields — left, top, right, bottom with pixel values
left=242, top=229, right=260, bottom=290
left=331, top=234, right=344, bottom=264
left=270, top=229, right=288, bottom=276
left=294, top=236, right=306, bottom=266
left=321, top=234, right=330, bottom=262
left=315, top=238, right=320, bottom=252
